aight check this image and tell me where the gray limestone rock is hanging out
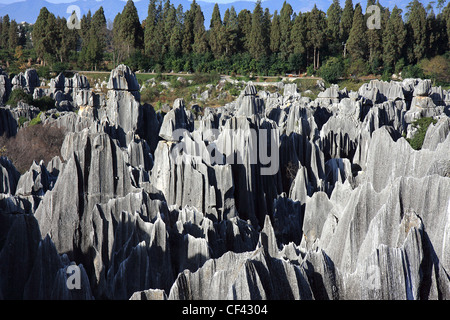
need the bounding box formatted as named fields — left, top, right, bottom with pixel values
left=107, top=64, right=140, bottom=92
left=0, top=156, right=20, bottom=195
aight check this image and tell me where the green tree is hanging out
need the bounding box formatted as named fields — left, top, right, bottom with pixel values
left=347, top=4, right=367, bottom=62
left=291, top=12, right=306, bottom=56
left=32, top=8, right=59, bottom=65
left=8, top=19, right=19, bottom=50
left=279, top=1, right=293, bottom=60
left=2, top=15, right=10, bottom=49
left=56, top=16, right=78, bottom=63
left=326, top=0, right=342, bottom=56
left=405, top=0, right=427, bottom=63
left=209, top=3, right=226, bottom=58
left=81, top=7, right=107, bottom=69
left=366, top=1, right=383, bottom=70
left=306, top=5, right=326, bottom=70
left=119, top=0, right=144, bottom=57
left=270, top=10, right=281, bottom=54
left=319, top=56, right=345, bottom=83
left=144, top=0, right=159, bottom=57
left=223, top=6, right=239, bottom=57
left=382, top=6, right=406, bottom=72
left=249, top=0, right=268, bottom=60
left=192, top=1, right=208, bottom=55
left=340, top=0, right=354, bottom=55
left=169, top=4, right=184, bottom=57
left=237, top=9, right=252, bottom=53
left=444, top=2, right=450, bottom=50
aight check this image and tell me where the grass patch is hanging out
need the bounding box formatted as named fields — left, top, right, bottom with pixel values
left=29, top=112, right=43, bottom=126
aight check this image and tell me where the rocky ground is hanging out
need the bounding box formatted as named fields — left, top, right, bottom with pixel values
left=0, top=65, right=449, bottom=300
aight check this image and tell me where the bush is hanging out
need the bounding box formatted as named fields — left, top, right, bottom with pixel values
left=141, top=86, right=161, bottom=105
left=419, top=55, right=450, bottom=85
left=402, top=64, right=424, bottom=79
left=32, top=96, right=55, bottom=112
left=348, top=58, right=368, bottom=77
left=37, top=66, right=51, bottom=79
left=395, top=58, right=406, bottom=75
left=6, top=89, right=33, bottom=107
left=51, top=62, right=69, bottom=75
left=319, top=57, right=345, bottom=84
left=407, top=117, right=437, bottom=150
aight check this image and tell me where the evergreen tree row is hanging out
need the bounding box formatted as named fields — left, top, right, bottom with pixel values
left=26, top=0, right=450, bottom=76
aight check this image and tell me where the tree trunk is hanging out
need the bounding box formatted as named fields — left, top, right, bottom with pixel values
left=313, top=47, right=316, bottom=70
left=317, top=49, right=320, bottom=70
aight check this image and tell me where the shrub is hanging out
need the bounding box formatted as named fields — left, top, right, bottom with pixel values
left=18, top=116, right=28, bottom=127
left=6, top=89, right=33, bottom=107
left=141, top=86, right=161, bottom=105
left=407, top=117, right=437, bottom=150
left=319, top=57, right=345, bottom=84
left=402, top=64, right=424, bottom=79
left=32, top=96, right=55, bottom=112
left=419, top=55, right=450, bottom=85
left=348, top=58, right=368, bottom=77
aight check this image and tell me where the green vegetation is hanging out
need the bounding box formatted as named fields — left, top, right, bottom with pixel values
left=6, top=89, right=33, bottom=107
left=319, top=57, right=345, bottom=84
left=29, top=112, right=43, bottom=126
left=0, top=0, right=448, bottom=88
left=6, top=88, right=55, bottom=111
left=407, top=117, right=438, bottom=150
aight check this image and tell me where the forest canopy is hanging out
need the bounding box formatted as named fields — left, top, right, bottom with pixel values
left=0, top=0, right=449, bottom=84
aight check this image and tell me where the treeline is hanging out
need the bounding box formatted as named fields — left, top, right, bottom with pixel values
left=4, top=0, right=450, bottom=79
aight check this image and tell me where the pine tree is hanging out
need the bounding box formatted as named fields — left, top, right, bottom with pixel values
left=405, top=0, right=427, bottom=63
left=209, top=3, right=225, bottom=58
left=347, top=4, right=367, bottom=62
left=249, top=0, right=268, bottom=60
left=169, top=4, right=184, bottom=57
left=144, top=0, right=158, bottom=57
left=82, top=7, right=107, bottom=69
left=79, top=10, right=92, bottom=47
left=223, top=6, right=239, bottom=57
left=425, top=8, right=441, bottom=57
left=291, top=12, right=306, bottom=56
left=383, top=6, right=406, bottom=71
left=237, top=9, right=252, bottom=53
left=182, top=4, right=194, bottom=55
left=270, top=10, right=281, bottom=55
left=8, top=19, right=19, bottom=50
left=306, top=5, right=326, bottom=70
left=366, top=1, right=383, bottom=67
left=32, top=8, right=58, bottom=65
left=120, top=0, right=144, bottom=57
left=444, top=2, right=450, bottom=51
left=2, top=14, right=10, bottom=49
left=340, top=0, right=354, bottom=48
left=192, top=1, right=208, bottom=55
left=279, top=1, right=293, bottom=60
left=326, top=0, right=342, bottom=56
left=112, top=12, right=125, bottom=66
left=56, top=17, right=78, bottom=63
